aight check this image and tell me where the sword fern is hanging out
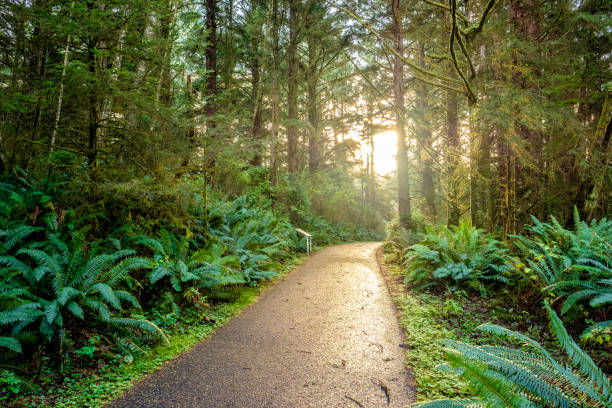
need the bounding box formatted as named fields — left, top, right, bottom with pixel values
left=412, top=303, right=612, bottom=408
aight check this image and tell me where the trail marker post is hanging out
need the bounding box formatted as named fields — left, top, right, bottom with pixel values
left=295, top=228, right=313, bottom=254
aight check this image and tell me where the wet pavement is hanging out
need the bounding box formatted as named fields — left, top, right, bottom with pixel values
left=109, top=242, right=415, bottom=407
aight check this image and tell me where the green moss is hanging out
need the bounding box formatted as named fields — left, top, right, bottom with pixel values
left=391, top=267, right=550, bottom=402
left=397, top=292, right=470, bottom=401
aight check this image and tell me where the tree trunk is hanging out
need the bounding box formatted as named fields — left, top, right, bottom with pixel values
left=269, top=0, right=280, bottom=185
left=392, top=0, right=412, bottom=229
left=469, top=107, right=492, bottom=229
left=416, top=41, right=436, bottom=220
left=156, top=3, right=176, bottom=108
left=87, top=35, right=99, bottom=169
left=51, top=26, right=72, bottom=152
left=287, top=0, right=299, bottom=174
left=205, top=0, right=217, bottom=134
left=250, top=0, right=264, bottom=166
left=307, top=41, right=320, bottom=172
left=223, top=0, right=235, bottom=106
left=446, top=90, right=460, bottom=226
left=183, top=74, right=196, bottom=170
left=509, top=0, right=543, bottom=225
left=367, top=97, right=375, bottom=204
left=584, top=88, right=612, bottom=217
left=27, top=0, right=51, bottom=169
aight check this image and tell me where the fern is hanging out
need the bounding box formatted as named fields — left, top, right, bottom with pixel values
left=413, top=304, right=612, bottom=408
left=513, top=210, right=612, bottom=335
left=147, top=231, right=242, bottom=295
left=0, top=336, right=22, bottom=353
left=405, top=221, right=510, bottom=293
left=0, top=224, right=165, bottom=354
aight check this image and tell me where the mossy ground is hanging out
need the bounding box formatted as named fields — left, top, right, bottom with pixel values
left=381, top=252, right=552, bottom=402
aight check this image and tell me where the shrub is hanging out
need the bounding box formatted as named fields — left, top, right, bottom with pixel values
left=405, top=221, right=510, bottom=293
left=146, top=230, right=243, bottom=292
left=209, top=196, right=296, bottom=279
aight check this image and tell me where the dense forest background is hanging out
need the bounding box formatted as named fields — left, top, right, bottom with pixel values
left=1, top=0, right=610, bottom=231
left=0, top=0, right=611, bottom=406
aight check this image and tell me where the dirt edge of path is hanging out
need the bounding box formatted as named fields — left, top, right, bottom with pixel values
left=375, top=245, right=419, bottom=400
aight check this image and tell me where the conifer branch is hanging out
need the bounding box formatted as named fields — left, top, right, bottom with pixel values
left=456, top=33, right=476, bottom=78
left=328, top=1, right=462, bottom=86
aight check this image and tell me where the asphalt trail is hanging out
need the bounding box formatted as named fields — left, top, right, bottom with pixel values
left=109, top=242, right=415, bottom=407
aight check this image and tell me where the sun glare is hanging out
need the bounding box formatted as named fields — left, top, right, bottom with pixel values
left=372, top=131, right=398, bottom=176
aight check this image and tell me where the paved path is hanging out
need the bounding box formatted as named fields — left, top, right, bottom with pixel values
left=109, top=242, right=415, bottom=407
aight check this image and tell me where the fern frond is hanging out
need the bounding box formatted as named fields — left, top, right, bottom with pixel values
left=589, top=292, right=612, bottom=307
left=561, top=290, right=598, bottom=314
left=89, top=283, right=121, bottom=309
left=444, top=348, right=537, bottom=408
left=114, top=290, right=140, bottom=308
left=411, top=399, right=484, bottom=408
left=107, top=318, right=168, bottom=344
left=0, top=225, right=41, bottom=252
left=546, top=303, right=612, bottom=401
left=102, top=257, right=152, bottom=288
left=0, top=336, right=22, bottom=353
left=65, top=301, right=84, bottom=320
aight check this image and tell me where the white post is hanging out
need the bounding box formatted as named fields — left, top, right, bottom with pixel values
left=295, top=228, right=313, bottom=254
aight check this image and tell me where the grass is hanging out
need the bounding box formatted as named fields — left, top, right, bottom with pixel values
left=10, top=256, right=305, bottom=408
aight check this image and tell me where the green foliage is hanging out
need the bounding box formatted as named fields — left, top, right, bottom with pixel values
left=413, top=304, right=612, bottom=408
left=512, top=209, right=612, bottom=333
left=0, top=216, right=166, bottom=358
left=16, top=257, right=303, bottom=408
left=385, top=217, right=426, bottom=263
left=397, top=291, right=470, bottom=401
left=0, top=369, right=35, bottom=398
left=147, top=230, right=241, bottom=293
left=405, top=221, right=510, bottom=293
left=209, top=196, right=295, bottom=281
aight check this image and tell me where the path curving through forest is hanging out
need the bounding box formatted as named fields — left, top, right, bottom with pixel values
left=109, top=242, right=415, bottom=407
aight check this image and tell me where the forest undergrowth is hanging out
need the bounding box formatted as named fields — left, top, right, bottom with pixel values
left=384, top=215, right=612, bottom=407
left=0, top=167, right=381, bottom=407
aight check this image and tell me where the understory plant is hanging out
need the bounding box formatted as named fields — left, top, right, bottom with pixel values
left=413, top=303, right=612, bottom=408
left=209, top=196, right=295, bottom=281
left=0, top=215, right=166, bottom=358
left=405, top=221, right=510, bottom=293
left=513, top=209, right=612, bottom=334
left=148, top=230, right=240, bottom=289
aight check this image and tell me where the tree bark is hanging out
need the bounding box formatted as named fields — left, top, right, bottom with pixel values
left=307, top=40, right=321, bottom=172
left=249, top=0, right=264, bottom=166
left=87, top=35, right=99, bottom=169
left=156, top=3, right=176, bottom=108
left=51, top=25, right=72, bottom=152
left=508, top=0, right=543, bottom=224
left=287, top=0, right=299, bottom=174
left=392, top=0, right=412, bottom=229
left=446, top=90, right=460, bottom=226
left=205, top=0, right=217, bottom=134
left=367, top=97, right=375, bottom=204
left=269, top=0, right=280, bottom=185
left=469, top=107, right=492, bottom=229
left=416, top=41, right=436, bottom=220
